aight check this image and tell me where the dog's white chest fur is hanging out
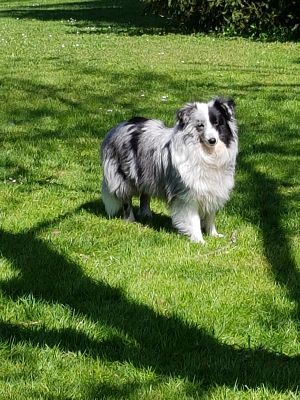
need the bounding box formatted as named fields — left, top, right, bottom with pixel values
left=172, top=140, right=237, bottom=215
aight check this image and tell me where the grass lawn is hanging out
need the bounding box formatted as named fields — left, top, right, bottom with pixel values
left=0, top=0, right=300, bottom=398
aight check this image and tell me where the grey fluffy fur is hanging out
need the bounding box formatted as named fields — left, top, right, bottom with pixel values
left=101, top=98, right=238, bottom=243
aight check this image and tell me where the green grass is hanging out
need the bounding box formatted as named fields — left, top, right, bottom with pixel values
left=0, top=0, right=300, bottom=399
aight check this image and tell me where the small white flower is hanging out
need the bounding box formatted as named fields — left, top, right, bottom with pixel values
left=161, top=95, right=168, bottom=101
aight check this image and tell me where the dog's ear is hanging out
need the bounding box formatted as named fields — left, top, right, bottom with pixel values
left=213, top=97, right=236, bottom=121
left=176, top=103, right=197, bottom=128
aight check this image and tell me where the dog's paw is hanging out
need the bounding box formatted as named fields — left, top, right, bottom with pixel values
left=190, top=235, right=206, bottom=245
left=211, top=232, right=224, bottom=238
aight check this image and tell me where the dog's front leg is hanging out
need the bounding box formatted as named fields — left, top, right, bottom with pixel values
left=170, top=199, right=205, bottom=244
left=203, top=212, right=224, bottom=238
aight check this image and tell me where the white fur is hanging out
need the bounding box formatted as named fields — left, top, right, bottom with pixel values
left=101, top=99, right=238, bottom=243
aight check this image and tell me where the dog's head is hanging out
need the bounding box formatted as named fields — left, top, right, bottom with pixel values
left=176, top=98, right=237, bottom=148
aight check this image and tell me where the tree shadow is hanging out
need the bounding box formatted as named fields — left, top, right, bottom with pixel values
left=0, top=47, right=299, bottom=394
left=3, top=71, right=298, bottom=147
left=80, top=199, right=174, bottom=234
left=2, top=69, right=299, bottom=271
left=234, top=156, right=300, bottom=317
left=0, top=0, right=168, bottom=35
left=2, top=70, right=299, bottom=321
left=0, top=218, right=300, bottom=394
left=1, top=71, right=182, bottom=145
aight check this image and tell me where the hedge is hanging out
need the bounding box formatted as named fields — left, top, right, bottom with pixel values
left=142, top=0, right=300, bottom=39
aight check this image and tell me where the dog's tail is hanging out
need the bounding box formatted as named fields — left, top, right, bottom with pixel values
left=101, top=180, right=122, bottom=217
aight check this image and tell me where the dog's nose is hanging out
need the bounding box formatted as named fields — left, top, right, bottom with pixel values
left=208, top=138, right=216, bottom=145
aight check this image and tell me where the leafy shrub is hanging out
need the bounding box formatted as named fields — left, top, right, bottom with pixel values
left=141, top=0, right=300, bottom=39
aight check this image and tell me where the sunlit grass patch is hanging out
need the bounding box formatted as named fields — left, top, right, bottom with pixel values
left=0, top=0, right=299, bottom=399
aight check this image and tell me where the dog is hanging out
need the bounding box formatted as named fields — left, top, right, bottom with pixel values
left=100, top=97, right=238, bottom=244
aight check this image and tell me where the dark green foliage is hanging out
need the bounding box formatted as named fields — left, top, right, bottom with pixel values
left=142, top=0, right=300, bottom=39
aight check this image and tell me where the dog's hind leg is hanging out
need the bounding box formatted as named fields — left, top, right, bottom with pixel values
left=138, top=193, right=152, bottom=219
left=123, top=200, right=135, bottom=222
left=101, top=180, right=122, bottom=217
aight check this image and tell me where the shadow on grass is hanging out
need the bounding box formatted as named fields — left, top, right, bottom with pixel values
left=0, top=150, right=299, bottom=394
left=2, top=70, right=298, bottom=152
left=0, top=49, right=299, bottom=394
left=0, top=0, right=167, bottom=35
left=0, top=223, right=299, bottom=394
left=235, top=156, right=300, bottom=317
left=80, top=199, right=174, bottom=234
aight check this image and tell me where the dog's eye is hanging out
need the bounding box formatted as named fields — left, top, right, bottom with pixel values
left=197, top=122, right=204, bottom=129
